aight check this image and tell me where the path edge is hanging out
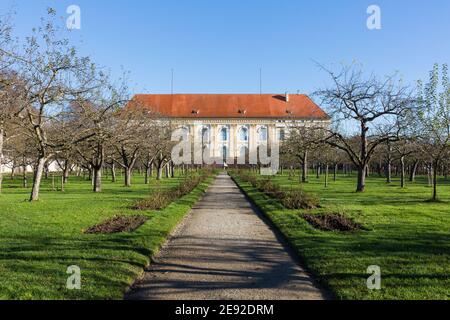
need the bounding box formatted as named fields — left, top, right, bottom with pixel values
left=229, top=172, right=335, bottom=300
left=123, top=175, right=217, bottom=299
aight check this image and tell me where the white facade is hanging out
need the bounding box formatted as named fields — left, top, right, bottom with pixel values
left=1, top=161, right=62, bottom=174
left=174, top=118, right=327, bottom=164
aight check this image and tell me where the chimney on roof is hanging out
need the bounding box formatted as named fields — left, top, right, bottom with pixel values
left=285, top=92, right=289, bottom=103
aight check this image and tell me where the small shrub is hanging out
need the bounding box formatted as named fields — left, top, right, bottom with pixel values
left=302, top=213, right=366, bottom=232
left=282, top=190, right=320, bottom=209
left=134, top=170, right=212, bottom=211
left=248, top=176, right=258, bottom=187
left=84, top=215, right=148, bottom=234
left=239, top=172, right=258, bottom=187
left=134, top=189, right=174, bottom=210
left=236, top=170, right=320, bottom=209
left=257, top=178, right=284, bottom=199
left=175, top=176, right=201, bottom=197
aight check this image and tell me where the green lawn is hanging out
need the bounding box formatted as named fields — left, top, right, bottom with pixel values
left=0, top=171, right=215, bottom=300
left=230, top=170, right=450, bottom=300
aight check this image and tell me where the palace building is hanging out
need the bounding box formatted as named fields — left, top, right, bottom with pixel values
left=132, top=93, right=330, bottom=164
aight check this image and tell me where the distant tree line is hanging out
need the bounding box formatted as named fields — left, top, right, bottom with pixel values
left=280, top=63, right=449, bottom=201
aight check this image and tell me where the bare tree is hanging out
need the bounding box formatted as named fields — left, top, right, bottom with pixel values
left=112, top=104, right=162, bottom=186
left=140, top=131, right=171, bottom=184
left=312, top=143, right=337, bottom=188
left=389, top=105, right=418, bottom=188
left=282, top=124, right=324, bottom=183
left=4, top=128, right=36, bottom=188
left=0, top=14, right=19, bottom=193
left=0, top=72, right=20, bottom=193
left=316, top=64, right=412, bottom=192
left=70, top=74, right=124, bottom=193
left=4, top=11, right=97, bottom=201
left=392, top=139, right=416, bottom=188
left=416, top=64, right=450, bottom=201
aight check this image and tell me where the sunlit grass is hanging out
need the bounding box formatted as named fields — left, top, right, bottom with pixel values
left=231, top=170, right=450, bottom=300
left=0, top=171, right=214, bottom=300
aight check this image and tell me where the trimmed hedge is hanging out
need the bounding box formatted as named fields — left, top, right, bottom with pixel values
left=236, top=170, right=319, bottom=210
left=134, top=169, right=213, bottom=211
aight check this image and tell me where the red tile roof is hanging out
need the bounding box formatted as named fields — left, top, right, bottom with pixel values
left=130, top=94, right=330, bottom=120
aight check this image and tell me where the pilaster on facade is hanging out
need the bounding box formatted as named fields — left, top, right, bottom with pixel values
left=169, top=118, right=330, bottom=164
left=248, top=124, right=257, bottom=164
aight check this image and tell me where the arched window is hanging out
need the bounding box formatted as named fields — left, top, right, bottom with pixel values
left=220, top=127, right=228, bottom=141
left=278, top=129, right=285, bottom=141
left=201, top=127, right=210, bottom=142
left=239, top=127, right=249, bottom=141
left=259, top=126, right=268, bottom=141
left=180, top=126, right=190, bottom=139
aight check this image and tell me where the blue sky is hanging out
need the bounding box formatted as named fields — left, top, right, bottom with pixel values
left=1, top=0, right=449, bottom=94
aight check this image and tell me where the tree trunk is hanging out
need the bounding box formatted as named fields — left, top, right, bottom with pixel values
left=386, top=158, right=392, bottom=183
left=60, top=175, right=64, bottom=192
left=316, top=164, right=321, bottom=179
left=93, top=166, right=102, bottom=192
left=22, top=166, right=28, bottom=188
left=325, top=164, right=329, bottom=188
left=44, top=162, right=49, bottom=180
left=111, top=163, right=116, bottom=183
left=63, top=160, right=70, bottom=184
left=432, top=161, right=438, bottom=201
left=378, top=158, right=383, bottom=177
left=400, top=156, right=405, bottom=188
left=171, top=161, right=175, bottom=178
left=301, top=151, right=308, bottom=183
left=409, top=160, right=419, bottom=182
left=124, top=168, right=132, bottom=187
left=30, top=156, right=46, bottom=201
left=10, top=162, right=15, bottom=180
left=157, top=162, right=163, bottom=181
left=356, top=165, right=366, bottom=192
left=427, top=165, right=432, bottom=187
left=144, top=160, right=153, bottom=184
left=144, top=166, right=150, bottom=184
left=165, top=164, right=170, bottom=178
left=333, top=164, right=338, bottom=181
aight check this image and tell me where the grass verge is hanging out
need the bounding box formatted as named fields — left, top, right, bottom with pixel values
left=229, top=171, right=450, bottom=300
left=0, top=171, right=215, bottom=300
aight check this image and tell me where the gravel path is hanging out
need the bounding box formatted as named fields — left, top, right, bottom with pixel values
left=125, top=173, right=327, bottom=300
